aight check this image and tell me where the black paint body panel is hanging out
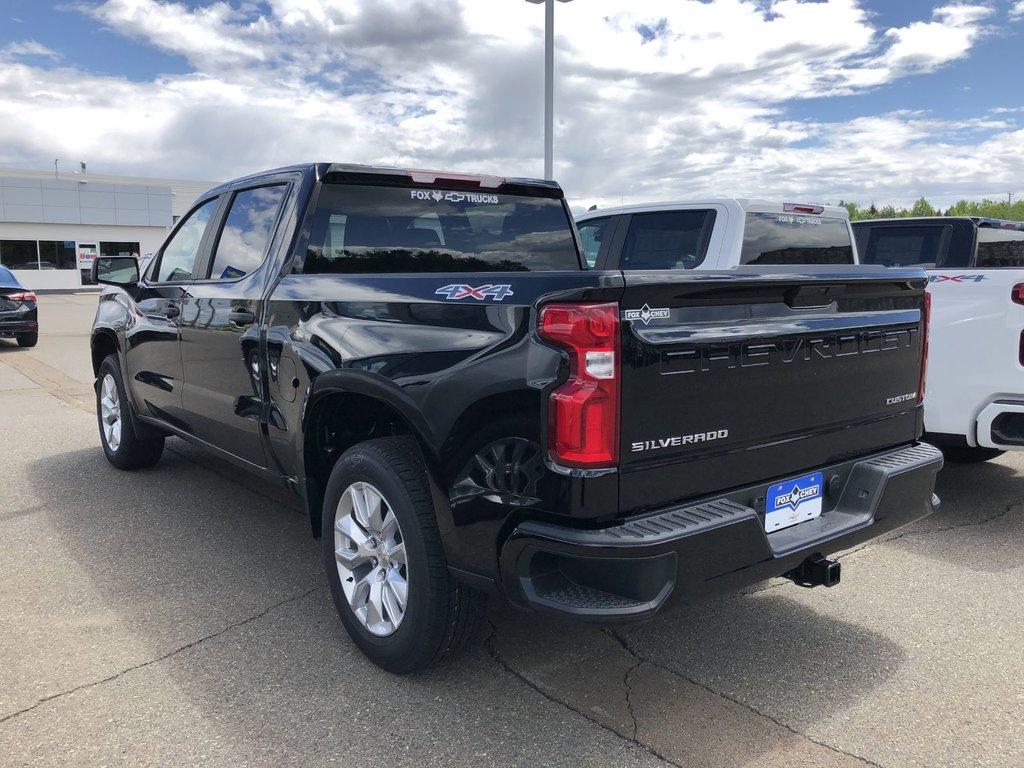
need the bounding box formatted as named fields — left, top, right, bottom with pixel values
left=90, top=163, right=938, bottom=611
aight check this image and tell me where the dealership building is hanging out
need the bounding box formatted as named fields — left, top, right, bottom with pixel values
left=0, top=168, right=218, bottom=290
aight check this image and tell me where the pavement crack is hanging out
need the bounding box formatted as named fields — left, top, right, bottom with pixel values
left=618, top=634, right=643, bottom=741
left=0, top=584, right=324, bottom=727
left=605, top=629, right=884, bottom=768
left=837, top=502, right=1018, bottom=562
left=483, top=620, right=682, bottom=768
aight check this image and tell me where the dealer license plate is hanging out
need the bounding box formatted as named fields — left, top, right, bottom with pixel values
left=765, top=471, right=824, bottom=532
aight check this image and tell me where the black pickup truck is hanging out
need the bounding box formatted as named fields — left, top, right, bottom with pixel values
left=91, top=163, right=941, bottom=672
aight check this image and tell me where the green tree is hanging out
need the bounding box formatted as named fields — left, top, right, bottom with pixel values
left=910, top=197, right=936, bottom=217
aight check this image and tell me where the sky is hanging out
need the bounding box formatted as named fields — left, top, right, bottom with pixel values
left=0, top=0, right=1022, bottom=212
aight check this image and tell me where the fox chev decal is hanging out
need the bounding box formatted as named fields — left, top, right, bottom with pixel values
left=624, top=304, right=671, bottom=325
left=435, top=284, right=514, bottom=301
left=661, top=328, right=918, bottom=375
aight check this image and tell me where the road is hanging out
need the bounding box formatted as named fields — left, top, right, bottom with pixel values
left=1, top=293, right=1021, bottom=767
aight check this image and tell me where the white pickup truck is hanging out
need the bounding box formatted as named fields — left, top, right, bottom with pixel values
left=575, top=199, right=857, bottom=270
left=853, top=216, right=1024, bottom=462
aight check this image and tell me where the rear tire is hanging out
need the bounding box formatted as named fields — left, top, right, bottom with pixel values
left=96, top=354, right=165, bottom=470
left=16, top=332, right=38, bottom=348
left=321, top=436, right=484, bottom=673
left=941, top=445, right=1005, bottom=464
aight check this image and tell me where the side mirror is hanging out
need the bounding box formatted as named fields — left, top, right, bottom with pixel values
left=92, top=256, right=140, bottom=287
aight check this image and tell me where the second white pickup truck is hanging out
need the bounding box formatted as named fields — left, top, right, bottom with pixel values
left=853, top=216, right=1024, bottom=462
left=575, top=199, right=857, bottom=270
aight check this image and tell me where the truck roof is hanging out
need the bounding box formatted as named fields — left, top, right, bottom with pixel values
left=576, top=198, right=850, bottom=221
left=203, top=162, right=562, bottom=198
left=853, top=216, right=1024, bottom=231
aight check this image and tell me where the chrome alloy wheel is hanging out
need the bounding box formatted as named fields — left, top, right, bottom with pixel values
left=99, top=373, right=122, bottom=452
left=334, top=481, right=409, bottom=637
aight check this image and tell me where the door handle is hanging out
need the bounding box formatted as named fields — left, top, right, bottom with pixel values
left=164, top=304, right=180, bottom=318
left=229, top=308, right=256, bottom=325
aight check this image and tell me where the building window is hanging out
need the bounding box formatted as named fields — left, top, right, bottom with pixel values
left=100, top=241, right=141, bottom=258
left=0, top=240, right=39, bottom=269
left=38, top=241, right=77, bottom=270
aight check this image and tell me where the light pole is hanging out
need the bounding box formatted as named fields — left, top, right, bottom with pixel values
left=1009, top=192, right=1015, bottom=220
left=526, top=0, right=572, bottom=180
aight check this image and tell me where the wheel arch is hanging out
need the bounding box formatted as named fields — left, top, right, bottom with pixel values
left=91, top=329, right=121, bottom=378
left=300, top=371, right=446, bottom=539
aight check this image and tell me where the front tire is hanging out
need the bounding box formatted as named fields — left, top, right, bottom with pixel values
left=96, top=354, right=165, bottom=470
left=321, top=437, right=484, bottom=673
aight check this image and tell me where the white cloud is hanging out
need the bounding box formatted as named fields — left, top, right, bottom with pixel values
left=880, top=4, right=993, bottom=74
left=0, top=40, right=61, bottom=61
left=1011, top=1, right=1024, bottom=20
left=0, top=0, right=1020, bottom=211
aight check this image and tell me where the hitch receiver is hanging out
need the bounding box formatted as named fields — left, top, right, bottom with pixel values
left=786, top=553, right=841, bottom=588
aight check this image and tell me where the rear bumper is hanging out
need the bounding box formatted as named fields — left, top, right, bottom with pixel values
left=498, top=442, right=942, bottom=620
left=0, top=308, right=38, bottom=337
left=976, top=400, right=1024, bottom=449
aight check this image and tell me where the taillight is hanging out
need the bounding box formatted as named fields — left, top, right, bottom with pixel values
left=919, top=291, right=930, bottom=403
left=783, top=203, right=825, bottom=215
left=4, top=291, right=36, bottom=303
left=1012, top=284, right=1024, bottom=305
left=406, top=169, right=505, bottom=189
left=538, top=302, right=620, bottom=468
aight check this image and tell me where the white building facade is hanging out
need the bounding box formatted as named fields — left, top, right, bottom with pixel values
left=0, top=168, right=217, bottom=290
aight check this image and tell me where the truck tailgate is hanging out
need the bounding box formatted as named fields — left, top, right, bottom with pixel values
left=618, top=266, right=927, bottom=514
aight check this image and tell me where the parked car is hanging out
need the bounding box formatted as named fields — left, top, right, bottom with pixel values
left=90, top=164, right=940, bottom=672
left=575, top=199, right=856, bottom=269
left=0, top=266, right=38, bottom=347
left=853, top=216, right=1024, bottom=462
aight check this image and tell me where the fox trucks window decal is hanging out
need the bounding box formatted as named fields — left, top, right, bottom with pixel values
left=435, top=284, right=514, bottom=301
left=410, top=189, right=500, bottom=205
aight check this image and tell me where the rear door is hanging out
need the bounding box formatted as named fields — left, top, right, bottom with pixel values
left=178, top=179, right=293, bottom=467
left=616, top=267, right=927, bottom=513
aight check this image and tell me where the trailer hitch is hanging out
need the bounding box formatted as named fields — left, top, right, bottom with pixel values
left=786, top=553, right=841, bottom=588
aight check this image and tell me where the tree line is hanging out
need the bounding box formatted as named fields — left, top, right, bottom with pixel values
left=836, top=197, right=1023, bottom=222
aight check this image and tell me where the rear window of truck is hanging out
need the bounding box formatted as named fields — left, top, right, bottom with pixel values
left=740, top=213, right=854, bottom=265
left=860, top=225, right=946, bottom=267
left=298, top=184, right=580, bottom=273
left=976, top=228, right=1024, bottom=268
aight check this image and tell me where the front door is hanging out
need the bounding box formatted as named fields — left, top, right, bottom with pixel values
left=124, top=197, right=221, bottom=431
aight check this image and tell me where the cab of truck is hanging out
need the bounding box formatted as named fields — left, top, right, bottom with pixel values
left=576, top=199, right=857, bottom=271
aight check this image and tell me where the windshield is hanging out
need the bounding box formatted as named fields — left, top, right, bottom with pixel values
left=299, top=184, right=580, bottom=274
left=741, top=213, right=854, bottom=265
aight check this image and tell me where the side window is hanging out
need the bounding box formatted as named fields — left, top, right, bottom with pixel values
left=208, top=185, right=287, bottom=280
left=621, top=211, right=715, bottom=270
left=976, top=229, right=1024, bottom=268
left=577, top=217, right=611, bottom=268
left=155, top=198, right=219, bottom=283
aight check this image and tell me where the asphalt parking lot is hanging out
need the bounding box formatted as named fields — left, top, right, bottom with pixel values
left=1, top=293, right=1022, bottom=768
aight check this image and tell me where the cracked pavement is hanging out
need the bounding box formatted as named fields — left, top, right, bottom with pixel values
left=1, top=295, right=1021, bottom=767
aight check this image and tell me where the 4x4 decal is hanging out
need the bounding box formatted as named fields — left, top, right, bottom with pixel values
left=929, top=274, right=986, bottom=283
left=435, top=284, right=514, bottom=301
